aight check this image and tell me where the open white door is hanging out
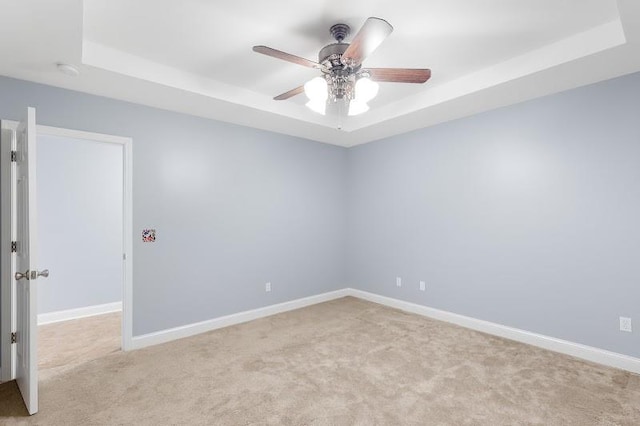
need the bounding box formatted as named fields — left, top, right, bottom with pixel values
left=1, top=121, right=17, bottom=383
left=14, top=107, right=40, bottom=415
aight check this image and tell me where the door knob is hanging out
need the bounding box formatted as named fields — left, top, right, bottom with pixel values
left=15, top=270, right=28, bottom=280
left=14, top=269, right=49, bottom=280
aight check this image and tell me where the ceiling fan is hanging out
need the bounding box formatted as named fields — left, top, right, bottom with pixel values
left=253, top=17, right=431, bottom=116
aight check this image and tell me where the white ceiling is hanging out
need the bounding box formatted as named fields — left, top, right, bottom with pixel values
left=1, top=0, right=639, bottom=146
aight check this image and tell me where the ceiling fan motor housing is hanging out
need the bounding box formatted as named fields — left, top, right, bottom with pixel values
left=317, top=43, right=351, bottom=101
left=318, top=43, right=349, bottom=68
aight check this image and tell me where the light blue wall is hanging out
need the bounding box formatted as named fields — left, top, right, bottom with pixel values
left=37, top=134, right=123, bottom=314
left=0, top=76, right=348, bottom=335
left=2, top=71, right=639, bottom=359
left=347, top=72, right=640, bottom=358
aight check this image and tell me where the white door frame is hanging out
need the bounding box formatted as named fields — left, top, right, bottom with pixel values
left=0, top=122, right=134, bottom=379
left=36, top=124, right=134, bottom=351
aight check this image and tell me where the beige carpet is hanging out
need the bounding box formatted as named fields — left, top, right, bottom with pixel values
left=38, top=312, right=121, bottom=381
left=0, top=297, right=638, bottom=425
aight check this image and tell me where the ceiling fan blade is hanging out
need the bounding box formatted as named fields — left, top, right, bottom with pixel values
left=253, top=45, right=321, bottom=69
left=274, top=85, right=305, bottom=101
left=365, top=68, right=431, bottom=83
left=341, top=17, right=393, bottom=67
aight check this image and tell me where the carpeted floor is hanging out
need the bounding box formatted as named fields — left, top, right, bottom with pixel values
left=0, top=297, right=639, bottom=425
left=38, top=312, right=121, bottom=381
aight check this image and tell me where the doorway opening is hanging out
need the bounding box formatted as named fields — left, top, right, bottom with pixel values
left=37, top=129, right=126, bottom=379
left=0, top=120, right=133, bottom=386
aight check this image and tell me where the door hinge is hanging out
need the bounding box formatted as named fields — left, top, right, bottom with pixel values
left=11, top=332, right=17, bottom=344
left=11, top=241, right=17, bottom=253
left=10, top=150, right=17, bottom=162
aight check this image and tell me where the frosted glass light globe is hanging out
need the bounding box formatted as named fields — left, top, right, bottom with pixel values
left=348, top=100, right=369, bottom=116
left=306, top=99, right=327, bottom=115
left=354, top=77, right=379, bottom=103
left=304, top=77, right=328, bottom=101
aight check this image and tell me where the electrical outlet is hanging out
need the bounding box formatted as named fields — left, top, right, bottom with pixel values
left=265, top=282, right=271, bottom=292
left=620, top=317, right=632, bottom=332
left=419, top=281, right=426, bottom=291
left=396, top=277, right=402, bottom=287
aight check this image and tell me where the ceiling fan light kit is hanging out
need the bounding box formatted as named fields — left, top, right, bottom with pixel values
left=348, top=99, right=369, bottom=116
left=354, top=77, right=379, bottom=103
left=304, top=76, right=328, bottom=101
left=306, top=99, right=327, bottom=115
left=253, top=17, right=431, bottom=118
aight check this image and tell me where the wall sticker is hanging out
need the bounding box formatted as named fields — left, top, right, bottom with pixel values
left=142, top=229, right=156, bottom=243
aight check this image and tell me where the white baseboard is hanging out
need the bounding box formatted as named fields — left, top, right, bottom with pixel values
left=38, top=301, right=122, bottom=325
left=347, top=289, right=640, bottom=375
left=127, top=286, right=640, bottom=375
left=131, top=289, right=350, bottom=350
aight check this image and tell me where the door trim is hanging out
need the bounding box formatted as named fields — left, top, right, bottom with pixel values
left=36, top=124, right=134, bottom=351
left=1, top=121, right=134, bottom=366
